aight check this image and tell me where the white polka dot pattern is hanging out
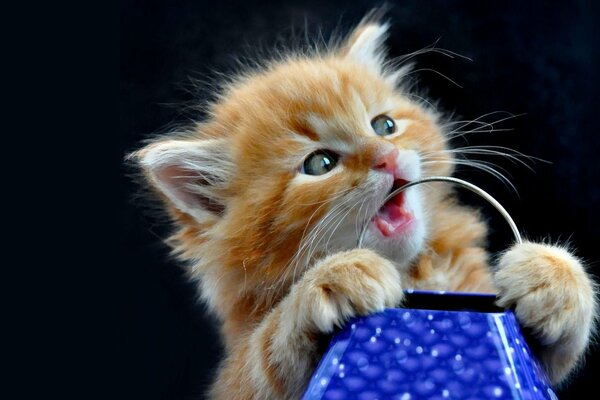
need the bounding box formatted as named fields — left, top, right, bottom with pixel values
left=303, top=304, right=555, bottom=399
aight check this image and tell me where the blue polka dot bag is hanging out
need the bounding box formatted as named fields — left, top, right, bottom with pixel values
left=302, top=290, right=557, bottom=400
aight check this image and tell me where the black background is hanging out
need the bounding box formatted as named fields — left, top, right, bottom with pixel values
left=120, top=1, right=600, bottom=398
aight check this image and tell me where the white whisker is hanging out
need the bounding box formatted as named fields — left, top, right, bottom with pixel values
left=422, top=158, right=517, bottom=194
left=405, top=68, right=463, bottom=88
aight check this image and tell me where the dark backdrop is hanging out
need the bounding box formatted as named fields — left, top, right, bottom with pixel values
left=119, top=1, right=600, bottom=398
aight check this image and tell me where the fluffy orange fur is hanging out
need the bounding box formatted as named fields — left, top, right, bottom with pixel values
left=132, top=16, right=597, bottom=399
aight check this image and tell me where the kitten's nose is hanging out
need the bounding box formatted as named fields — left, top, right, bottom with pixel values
left=373, top=147, right=399, bottom=174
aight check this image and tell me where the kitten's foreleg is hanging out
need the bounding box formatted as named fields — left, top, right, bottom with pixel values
left=493, top=242, right=597, bottom=385
left=212, top=249, right=404, bottom=399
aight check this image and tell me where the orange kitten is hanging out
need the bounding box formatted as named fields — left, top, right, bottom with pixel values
left=131, top=16, right=597, bottom=399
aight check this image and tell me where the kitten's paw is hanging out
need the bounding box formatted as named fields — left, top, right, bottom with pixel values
left=297, top=249, right=403, bottom=334
left=494, top=242, right=597, bottom=383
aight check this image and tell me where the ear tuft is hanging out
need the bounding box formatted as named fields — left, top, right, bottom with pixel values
left=341, top=21, right=390, bottom=73
left=133, top=139, right=233, bottom=222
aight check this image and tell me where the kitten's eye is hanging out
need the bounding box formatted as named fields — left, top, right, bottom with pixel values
left=371, top=115, right=396, bottom=136
left=301, top=150, right=339, bottom=176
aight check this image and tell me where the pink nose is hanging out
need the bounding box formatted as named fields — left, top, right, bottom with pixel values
left=373, top=148, right=399, bottom=174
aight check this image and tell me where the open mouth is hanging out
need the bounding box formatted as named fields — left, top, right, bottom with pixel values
left=373, top=179, right=415, bottom=237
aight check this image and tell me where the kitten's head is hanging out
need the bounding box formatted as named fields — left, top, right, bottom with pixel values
left=132, top=20, right=453, bottom=299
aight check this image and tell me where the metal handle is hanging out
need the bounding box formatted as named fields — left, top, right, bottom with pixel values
left=357, top=176, right=522, bottom=247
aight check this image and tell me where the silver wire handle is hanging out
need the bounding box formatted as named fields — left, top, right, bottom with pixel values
left=357, top=176, right=522, bottom=247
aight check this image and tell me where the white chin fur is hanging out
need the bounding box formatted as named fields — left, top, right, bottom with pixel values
left=361, top=187, right=426, bottom=270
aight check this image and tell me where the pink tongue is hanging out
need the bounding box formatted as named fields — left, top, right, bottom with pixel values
left=374, top=194, right=413, bottom=237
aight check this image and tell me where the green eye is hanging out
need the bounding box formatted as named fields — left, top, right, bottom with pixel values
left=301, top=150, right=339, bottom=176
left=371, top=115, right=396, bottom=136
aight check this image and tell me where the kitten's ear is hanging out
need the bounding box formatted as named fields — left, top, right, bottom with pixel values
left=340, top=21, right=389, bottom=73
left=133, top=138, right=233, bottom=222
